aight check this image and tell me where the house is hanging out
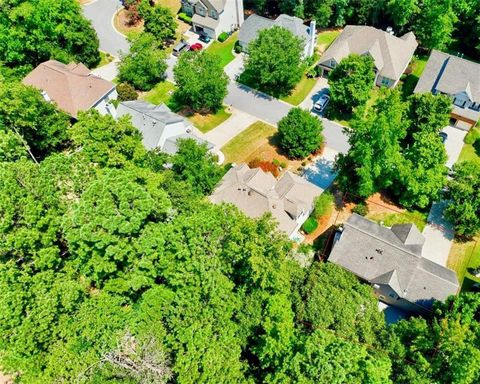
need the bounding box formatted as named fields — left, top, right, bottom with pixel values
left=318, top=25, right=418, bottom=88
left=180, top=0, right=244, bottom=39
left=414, top=50, right=480, bottom=130
left=209, top=163, right=323, bottom=239
left=22, top=60, right=116, bottom=119
left=116, top=100, right=213, bottom=155
left=329, top=214, right=459, bottom=314
left=238, top=14, right=316, bottom=58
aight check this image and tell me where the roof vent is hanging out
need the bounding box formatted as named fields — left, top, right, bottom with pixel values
left=386, top=26, right=394, bottom=35
left=272, top=204, right=277, bottom=209
left=247, top=190, right=252, bottom=196
left=376, top=248, right=384, bottom=255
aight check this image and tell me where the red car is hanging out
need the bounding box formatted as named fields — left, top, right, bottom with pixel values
left=190, top=43, right=203, bottom=51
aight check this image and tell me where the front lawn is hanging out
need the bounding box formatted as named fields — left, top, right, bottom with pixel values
left=447, top=236, right=480, bottom=288
left=187, top=107, right=231, bottom=133
left=95, top=51, right=115, bottom=68
left=458, top=126, right=480, bottom=165
left=400, top=55, right=428, bottom=98
left=366, top=210, right=428, bottom=232
left=206, top=32, right=238, bottom=67
left=141, top=81, right=177, bottom=105
left=317, top=30, right=341, bottom=53
left=221, top=121, right=277, bottom=164
left=280, top=76, right=317, bottom=106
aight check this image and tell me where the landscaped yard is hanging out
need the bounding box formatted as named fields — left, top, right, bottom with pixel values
left=448, top=236, right=480, bottom=288
left=400, top=55, right=428, bottom=98
left=154, top=0, right=181, bottom=14
left=95, top=51, right=115, bottom=68
left=187, top=107, right=231, bottom=133
left=458, top=126, right=480, bottom=165
left=141, top=81, right=177, bottom=105
left=366, top=210, right=428, bottom=232
left=206, top=32, right=238, bottom=67
left=317, top=29, right=341, bottom=53
left=280, top=75, right=317, bottom=106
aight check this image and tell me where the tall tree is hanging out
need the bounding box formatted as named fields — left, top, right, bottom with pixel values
left=173, top=51, right=228, bottom=112
left=242, top=26, right=304, bottom=96
left=142, top=5, right=177, bottom=47
left=387, top=0, right=420, bottom=28
left=328, top=54, right=375, bottom=114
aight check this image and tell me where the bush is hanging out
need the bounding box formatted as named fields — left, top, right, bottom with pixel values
left=313, top=192, right=334, bottom=219
left=272, top=159, right=280, bottom=167
left=352, top=202, right=369, bottom=216
left=178, top=12, right=192, bottom=24
left=302, top=217, right=318, bottom=234
left=248, top=158, right=279, bottom=177
left=218, top=32, right=229, bottom=42
left=116, top=83, right=139, bottom=101
left=465, top=129, right=480, bottom=145
left=234, top=41, right=243, bottom=54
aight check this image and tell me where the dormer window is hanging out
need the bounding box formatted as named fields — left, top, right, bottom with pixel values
left=210, top=10, right=217, bottom=19
left=195, top=5, right=206, bottom=16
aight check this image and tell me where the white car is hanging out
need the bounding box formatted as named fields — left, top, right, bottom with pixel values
left=313, top=94, right=330, bottom=112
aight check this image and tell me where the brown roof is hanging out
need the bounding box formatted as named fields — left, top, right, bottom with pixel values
left=22, top=60, right=115, bottom=118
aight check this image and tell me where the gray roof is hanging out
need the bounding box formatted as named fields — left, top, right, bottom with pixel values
left=238, top=14, right=309, bottom=47
left=209, top=164, right=323, bottom=236
left=329, top=214, right=459, bottom=310
left=192, top=12, right=220, bottom=30
left=414, top=50, right=480, bottom=101
left=318, top=25, right=418, bottom=81
left=162, top=133, right=214, bottom=155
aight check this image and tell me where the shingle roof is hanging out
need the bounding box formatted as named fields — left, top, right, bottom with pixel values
left=192, top=12, right=219, bottom=29
left=414, top=50, right=480, bottom=103
left=209, top=164, right=323, bottom=236
left=318, top=25, right=418, bottom=81
left=329, top=214, right=459, bottom=310
left=22, top=60, right=115, bottom=118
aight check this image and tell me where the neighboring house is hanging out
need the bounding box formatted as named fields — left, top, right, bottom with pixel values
left=209, top=163, right=323, bottom=239
left=414, top=50, right=480, bottom=130
left=116, top=100, right=213, bottom=155
left=329, top=214, right=459, bottom=314
left=22, top=60, right=116, bottom=119
left=181, top=0, right=244, bottom=39
left=318, top=25, right=418, bottom=88
left=238, top=14, right=316, bottom=58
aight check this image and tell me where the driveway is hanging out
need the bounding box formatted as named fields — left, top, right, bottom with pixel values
left=204, top=108, right=257, bottom=148
left=83, top=0, right=129, bottom=57
left=91, top=59, right=119, bottom=81
left=442, top=126, right=468, bottom=168
left=224, top=54, right=245, bottom=81
left=303, top=147, right=338, bottom=189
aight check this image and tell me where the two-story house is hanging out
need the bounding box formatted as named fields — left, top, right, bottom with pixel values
left=414, top=50, right=480, bottom=130
left=181, top=0, right=244, bottom=39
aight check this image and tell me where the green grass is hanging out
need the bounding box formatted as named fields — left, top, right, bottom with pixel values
left=280, top=76, right=317, bottom=105
left=400, top=55, right=428, bottom=98
left=141, top=81, right=177, bottom=105
left=187, top=107, right=231, bottom=133
left=206, top=32, right=238, bottom=67
left=366, top=210, right=428, bottom=232
left=95, top=51, right=114, bottom=68
left=458, top=126, right=480, bottom=165
left=317, top=30, right=341, bottom=52
left=448, top=236, right=480, bottom=288
left=221, top=121, right=276, bottom=164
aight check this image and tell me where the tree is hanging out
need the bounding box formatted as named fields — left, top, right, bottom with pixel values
left=118, top=33, right=167, bottom=91
left=173, top=51, right=228, bottom=112
left=243, top=26, right=304, bottom=96
left=304, top=0, right=335, bottom=27
left=328, top=54, right=375, bottom=114
left=171, top=139, right=224, bottom=195
left=278, top=107, right=324, bottom=158
left=0, top=130, right=27, bottom=162
left=142, top=5, right=177, bottom=47
left=278, top=0, right=304, bottom=17
left=444, top=161, right=480, bottom=238
left=0, top=0, right=100, bottom=70
left=116, top=83, right=139, bottom=101
left=387, top=0, right=420, bottom=28
left=0, top=81, right=70, bottom=158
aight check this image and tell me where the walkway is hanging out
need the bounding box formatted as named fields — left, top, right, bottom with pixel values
left=91, top=59, right=119, bottom=81
left=83, top=0, right=129, bottom=57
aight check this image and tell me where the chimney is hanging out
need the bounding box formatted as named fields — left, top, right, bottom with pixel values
left=308, top=20, right=316, bottom=58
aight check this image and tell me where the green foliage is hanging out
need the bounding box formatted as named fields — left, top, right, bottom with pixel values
left=116, top=82, right=139, bottom=101
left=313, top=191, right=334, bottom=219
left=218, top=32, right=229, bottom=42
left=387, top=0, right=420, bottom=28
left=0, top=130, right=27, bottom=162
left=142, top=5, right=177, bottom=47
left=445, top=161, right=480, bottom=238
left=0, top=81, right=70, bottom=158
left=118, top=33, right=167, bottom=91
left=278, top=107, right=323, bottom=159
left=173, top=50, right=228, bottom=112
left=465, top=128, right=480, bottom=145
left=302, top=217, right=318, bottom=234
left=171, top=139, right=225, bottom=195
left=352, top=201, right=369, bottom=216
left=178, top=12, right=192, bottom=24
left=328, top=54, right=375, bottom=114
left=406, top=93, right=452, bottom=139
left=0, top=0, right=100, bottom=70
left=243, top=26, right=304, bottom=96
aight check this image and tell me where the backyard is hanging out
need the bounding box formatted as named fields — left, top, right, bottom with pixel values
left=400, top=55, right=428, bottom=98
left=448, top=236, right=480, bottom=289
left=206, top=32, right=238, bottom=67
left=317, top=29, right=341, bottom=54
left=458, top=126, right=480, bottom=164
left=141, top=81, right=177, bottom=105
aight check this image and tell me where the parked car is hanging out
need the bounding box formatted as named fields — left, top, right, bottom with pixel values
left=439, top=131, right=448, bottom=144
left=313, top=94, right=330, bottom=112
left=199, top=33, right=211, bottom=43
left=173, top=41, right=190, bottom=56
left=190, top=43, right=203, bottom=51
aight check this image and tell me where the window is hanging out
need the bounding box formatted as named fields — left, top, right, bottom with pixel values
left=210, top=10, right=217, bottom=19
left=182, top=3, right=193, bottom=16
left=195, top=5, right=206, bottom=16
left=381, top=77, right=390, bottom=86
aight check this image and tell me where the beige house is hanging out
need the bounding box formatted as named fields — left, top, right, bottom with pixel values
left=209, top=164, right=323, bottom=239
left=22, top=60, right=116, bottom=119
left=318, top=25, right=418, bottom=88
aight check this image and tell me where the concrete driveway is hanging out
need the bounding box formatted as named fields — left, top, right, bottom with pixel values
left=83, top=0, right=129, bottom=57
left=204, top=108, right=256, bottom=148
left=224, top=54, right=245, bottom=81
left=441, top=126, right=468, bottom=168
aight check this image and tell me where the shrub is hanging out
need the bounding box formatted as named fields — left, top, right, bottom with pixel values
left=272, top=159, right=280, bottom=167
left=178, top=12, right=192, bottom=24
left=465, top=129, right=480, bottom=145
left=249, top=158, right=279, bottom=177
left=313, top=192, right=334, bottom=219
left=116, top=83, right=139, bottom=101
left=352, top=202, right=369, bottom=216
left=302, top=217, right=318, bottom=234
left=218, top=32, right=229, bottom=42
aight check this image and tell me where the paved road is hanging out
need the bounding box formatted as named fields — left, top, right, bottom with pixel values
left=83, top=0, right=129, bottom=57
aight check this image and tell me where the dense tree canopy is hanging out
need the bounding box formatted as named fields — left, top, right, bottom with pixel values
left=142, top=4, right=177, bottom=47
left=242, top=26, right=304, bottom=96
left=0, top=0, right=100, bottom=72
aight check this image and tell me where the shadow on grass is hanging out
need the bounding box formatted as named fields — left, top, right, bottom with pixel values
left=401, top=74, right=419, bottom=100
left=237, top=69, right=293, bottom=99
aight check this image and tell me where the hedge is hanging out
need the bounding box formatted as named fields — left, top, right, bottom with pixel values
left=302, top=217, right=318, bottom=234
left=178, top=12, right=192, bottom=24
left=218, top=32, right=229, bottom=42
